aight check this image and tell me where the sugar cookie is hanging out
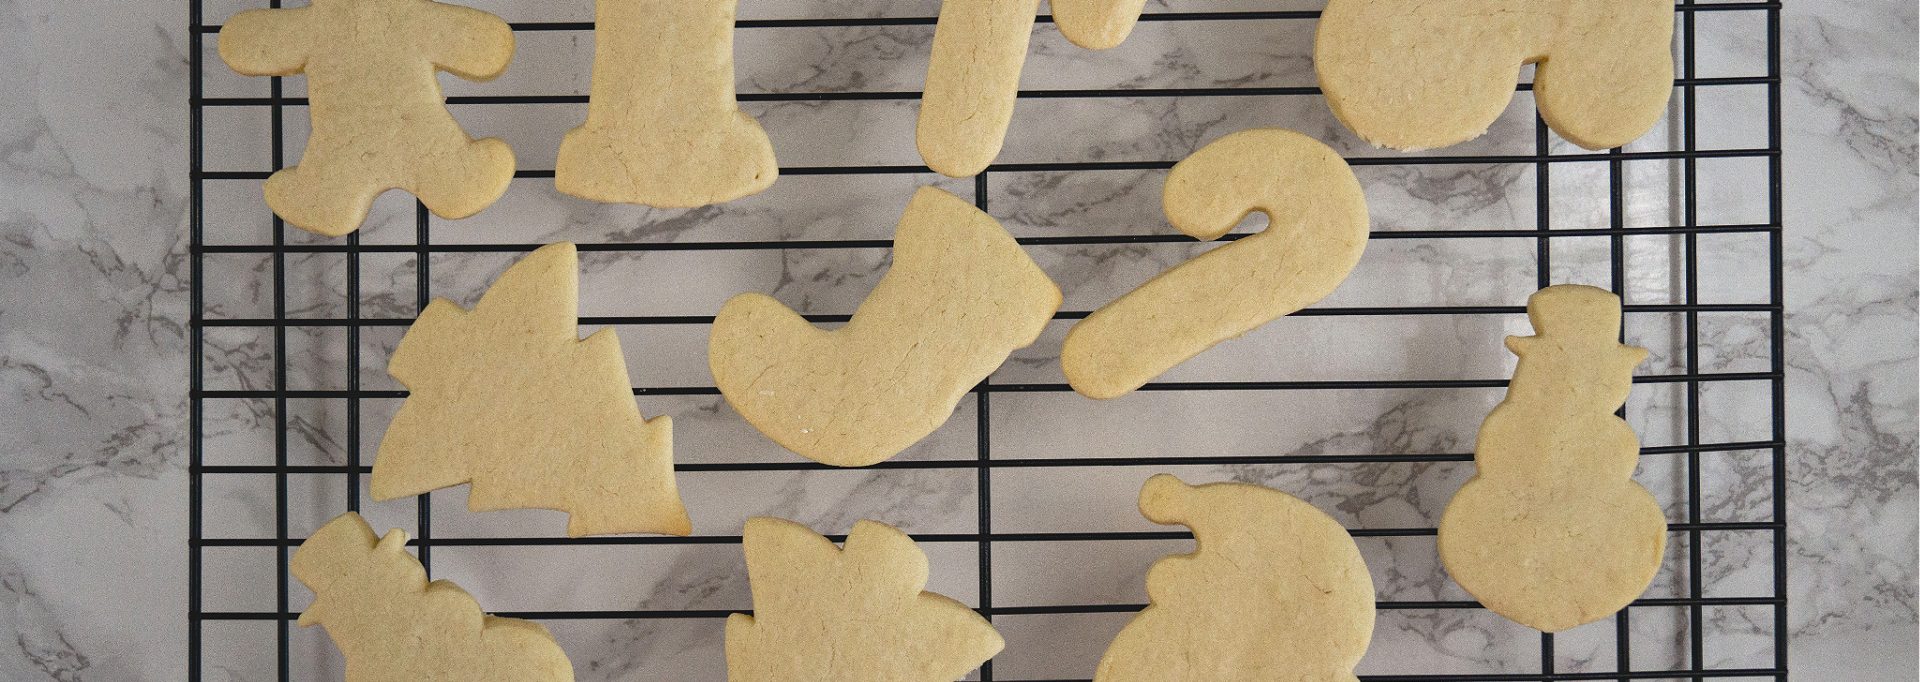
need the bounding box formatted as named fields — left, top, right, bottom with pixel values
left=217, top=0, right=516, bottom=237
left=1316, top=0, right=1675, bottom=151
left=1053, top=0, right=1150, bottom=50
left=294, top=513, right=573, bottom=681
left=1062, top=128, right=1370, bottom=399
left=726, top=518, right=1003, bottom=681
left=555, top=0, right=777, bottom=207
left=918, top=0, right=1146, bottom=177
left=372, top=242, right=690, bottom=537
left=708, top=186, right=1061, bottom=467
left=1438, top=285, right=1667, bottom=632
left=1096, top=475, right=1374, bottom=681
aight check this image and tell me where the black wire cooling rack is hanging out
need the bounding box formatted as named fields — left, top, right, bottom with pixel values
left=188, top=1, right=1786, bottom=680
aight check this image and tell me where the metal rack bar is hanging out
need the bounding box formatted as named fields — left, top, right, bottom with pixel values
left=185, top=0, right=205, bottom=676
left=1766, top=5, right=1790, bottom=680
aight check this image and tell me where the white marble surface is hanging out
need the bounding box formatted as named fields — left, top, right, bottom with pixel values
left=0, top=0, right=1913, bottom=679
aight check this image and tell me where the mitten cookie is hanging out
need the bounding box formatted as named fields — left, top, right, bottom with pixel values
left=918, top=0, right=1148, bottom=177
left=1438, top=285, right=1667, bottom=632
left=1096, top=475, right=1375, bottom=681
left=372, top=242, right=690, bottom=537
left=1316, top=0, right=1675, bottom=150
left=708, top=186, right=1061, bottom=467
left=1062, top=128, right=1370, bottom=399
left=294, top=513, right=573, bottom=681
left=217, top=0, right=516, bottom=237
left=555, top=0, right=777, bottom=207
left=726, top=518, right=1004, bottom=681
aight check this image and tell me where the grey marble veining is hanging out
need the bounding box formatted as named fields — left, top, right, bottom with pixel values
left=0, top=0, right=1914, bottom=680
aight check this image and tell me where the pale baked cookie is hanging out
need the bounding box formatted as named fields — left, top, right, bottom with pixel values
left=1061, top=128, right=1370, bottom=399
left=555, top=0, right=777, bottom=207
left=218, top=0, right=516, bottom=237
left=372, top=242, right=690, bottom=537
left=294, top=513, right=573, bottom=682
left=1315, top=0, right=1675, bottom=151
left=1096, top=475, right=1374, bottom=681
left=726, top=518, right=1003, bottom=681
left=1438, top=285, right=1667, bottom=632
left=1053, top=0, right=1150, bottom=50
left=918, top=0, right=1147, bottom=177
left=708, top=187, right=1061, bottom=467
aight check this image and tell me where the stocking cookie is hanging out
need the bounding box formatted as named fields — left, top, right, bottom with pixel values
left=1438, top=285, right=1667, bottom=632
left=372, top=243, right=690, bottom=537
left=708, top=187, right=1061, bottom=467
left=1096, top=475, right=1374, bottom=681
left=217, top=0, right=517, bottom=237
left=1316, top=0, right=1675, bottom=150
left=1062, top=128, right=1370, bottom=399
left=555, top=0, right=777, bottom=207
left=918, top=0, right=1148, bottom=177
left=726, top=518, right=1003, bottom=681
left=294, top=513, right=573, bottom=681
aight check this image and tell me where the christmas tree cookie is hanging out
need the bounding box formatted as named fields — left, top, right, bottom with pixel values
left=1438, top=284, right=1667, bottom=632
left=294, top=513, right=573, bottom=681
left=372, top=242, right=690, bottom=537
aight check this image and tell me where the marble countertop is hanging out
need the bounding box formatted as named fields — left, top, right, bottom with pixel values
left=0, top=0, right=1913, bottom=680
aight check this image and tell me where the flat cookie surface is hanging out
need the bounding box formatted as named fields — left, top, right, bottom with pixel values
left=1053, top=0, right=1150, bottom=50
left=1316, top=0, right=1674, bottom=151
left=1062, top=128, right=1370, bottom=399
left=294, top=513, right=573, bottom=681
left=917, top=0, right=1145, bottom=177
left=373, top=242, right=690, bottom=537
left=709, top=186, right=1061, bottom=467
left=217, top=0, right=516, bottom=237
left=726, top=518, right=1004, bottom=681
left=1438, top=284, right=1667, bottom=632
left=1096, top=475, right=1374, bottom=681
left=555, top=0, right=777, bottom=207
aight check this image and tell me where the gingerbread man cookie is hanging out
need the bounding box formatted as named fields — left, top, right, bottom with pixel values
left=218, top=0, right=517, bottom=237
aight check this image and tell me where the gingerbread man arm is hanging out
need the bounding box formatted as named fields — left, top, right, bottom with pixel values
left=217, top=7, right=313, bottom=77
left=421, top=2, right=516, bottom=82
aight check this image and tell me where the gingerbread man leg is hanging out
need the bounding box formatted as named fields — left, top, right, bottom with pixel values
left=411, top=135, right=516, bottom=221
left=262, top=156, right=384, bottom=238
